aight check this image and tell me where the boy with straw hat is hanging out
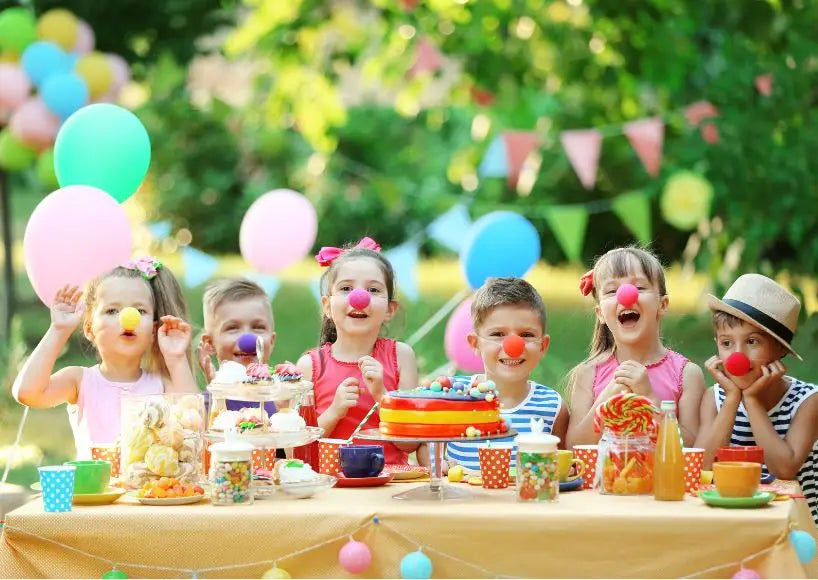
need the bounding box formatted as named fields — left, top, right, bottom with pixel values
left=695, top=274, right=817, bottom=524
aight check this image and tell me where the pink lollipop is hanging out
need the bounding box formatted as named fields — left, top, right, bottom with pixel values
left=348, top=288, right=371, bottom=310
left=503, top=335, right=526, bottom=358
left=616, top=283, right=639, bottom=308
left=724, top=352, right=751, bottom=376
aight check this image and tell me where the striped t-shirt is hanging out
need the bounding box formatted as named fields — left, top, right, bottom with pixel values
left=446, top=378, right=562, bottom=472
left=714, top=377, right=818, bottom=525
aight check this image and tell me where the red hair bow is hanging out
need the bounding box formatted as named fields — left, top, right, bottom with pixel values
left=579, top=269, right=594, bottom=296
left=315, top=237, right=381, bottom=267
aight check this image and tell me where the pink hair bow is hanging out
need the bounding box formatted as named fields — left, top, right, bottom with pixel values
left=315, top=237, right=381, bottom=267
left=123, top=256, right=162, bottom=280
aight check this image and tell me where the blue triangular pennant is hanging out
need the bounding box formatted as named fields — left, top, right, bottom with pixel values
left=477, top=136, right=508, bottom=178
left=385, top=240, right=420, bottom=302
left=427, top=204, right=472, bottom=253
left=309, top=277, right=323, bottom=306
left=182, top=246, right=219, bottom=288
left=245, top=273, right=282, bottom=300
left=147, top=221, right=172, bottom=241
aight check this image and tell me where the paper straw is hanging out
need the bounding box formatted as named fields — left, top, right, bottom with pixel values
left=347, top=402, right=379, bottom=443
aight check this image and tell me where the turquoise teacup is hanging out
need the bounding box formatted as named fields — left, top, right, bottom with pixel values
left=63, top=460, right=111, bottom=494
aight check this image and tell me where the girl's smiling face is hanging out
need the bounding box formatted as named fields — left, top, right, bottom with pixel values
left=85, top=276, right=155, bottom=361
left=322, top=257, right=396, bottom=338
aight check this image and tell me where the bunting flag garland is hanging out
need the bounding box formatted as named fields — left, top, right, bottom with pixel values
left=560, top=129, right=602, bottom=190
left=427, top=203, right=472, bottom=252
left=683, top=101, right=720, bottom=144
left=755, top=74, right=773, bottom=97
left=181, top=246, right=219, bottom=288
left=504, top=131, right=540, bottom=188
left=477, top=135, right=507, bottom=178
left=384, top=239, right=420, bottom=302
left=611, top=191, right=652, bottom=244
left=408, top=37, right=443, bottom=78
left=245, top=273, right=282, bottom=300
left=146, top=221, right=171, bottom=241
left=543, top=205, right=589, bottom=263
left=623, top=118, right=664, bottom=177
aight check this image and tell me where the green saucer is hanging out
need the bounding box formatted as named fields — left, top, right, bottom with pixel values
left=699, top=490, right=775, bottom=508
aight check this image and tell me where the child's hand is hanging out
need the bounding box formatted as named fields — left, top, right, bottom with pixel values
left=705, top=355, right=742, bottom=397
left=596, top=379, right=629, bottom=403
left=614, top=361, right=652, bottom=398
left=358, top=356, right=385, bottom=400
left=157, top=316, right=192, bottom=360
left=197, top=339, right=216, bottom=383
left=330, top=377, right=362, bottom=417
left=51, top=284, right=84, bottom=333
left=742, top=360, right=787, bottom=400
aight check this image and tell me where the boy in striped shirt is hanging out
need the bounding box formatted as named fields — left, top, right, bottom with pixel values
left=445, top=277, right=568, bottom=473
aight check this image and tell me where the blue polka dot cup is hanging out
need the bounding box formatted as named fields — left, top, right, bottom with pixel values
left=38, top=465, right=76, bottom=512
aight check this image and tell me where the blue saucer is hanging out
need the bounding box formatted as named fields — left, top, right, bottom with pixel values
left=559, top=478, right=583, bottom=492
left=760, top=472, right=776, bottom=484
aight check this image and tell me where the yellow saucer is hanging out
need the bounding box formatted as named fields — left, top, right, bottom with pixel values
left=30, top=483, right=126, bottom=505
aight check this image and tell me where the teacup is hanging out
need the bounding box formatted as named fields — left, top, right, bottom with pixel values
left=339, top=445, right=385, bottom=478
left=556, top=450, right=585, bottom=482
left=713, top=461, right=761, bottom=498
left=716, top=445, right=764, bottom=464
left=63, top=460, right=111, bottom=494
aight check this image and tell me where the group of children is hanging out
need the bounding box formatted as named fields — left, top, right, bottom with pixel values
left=11, top=242, right=817, bottom=525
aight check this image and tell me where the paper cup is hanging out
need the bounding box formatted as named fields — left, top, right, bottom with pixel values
left=683, top=447, right=705, bottom=493
left=478, top=447, right=512, bottom=489
left=38, top=465, right=76, bottom=512
left=318, top=439, right=349, bottom=476
left=90, top=445, right=121, bottom=478
left=573, top=445, right=598, bottom=490
left=251, top=449, right=278, bottom=471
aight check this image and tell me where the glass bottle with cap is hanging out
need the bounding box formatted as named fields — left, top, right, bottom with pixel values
left=208, top=430, right=255, bottom=505
left=654, top=400, right=685, bottom=501
left=514, top=418, right=560, bottom=502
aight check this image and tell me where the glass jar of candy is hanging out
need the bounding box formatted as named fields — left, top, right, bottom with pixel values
left=597, top=431, right=654, bottom=495
left=514, top=428, right=560, bottom=502
left=208, top=436, right=254, bottom=505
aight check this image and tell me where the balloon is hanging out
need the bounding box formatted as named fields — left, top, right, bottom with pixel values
left=40, top=72, right=88, bottom=119
left=790, top=530, right=817, bottom=563
left=0, top=8, right=37, bottom=54
left=400, top=551, right=433, bottom=580
left=75, top=52, right=113, bottom=99
left=36, top=9, right=78, bottom=51
left=24, top=185, right=133, bottom=306
left=72, top=20, right=95, bottom=54
left=0, top=129, right=36, bottom=171
left=338, top=540, right=371, bottom=574
left=444, top=298, right=484, bottom=373
left=0, top=64, right=32, bottom=109
left=459, top=211, right=541, bottom=289
left=240, top=189, right=317, bottom=274
left=348, top=288, right=371, bottom=310
left=9, top=97, right=60, bottom=151
left=54, top=104, right=151, bottom=203
left=261, top=567, right=291, bottom=579
left=661, top=171, right=713, bottom=231
left=732, top=568, right=761, bottom=579
left=616, top=283, right=639, bottom=308
left=35, top=148, right=59, bottom=189
left=106, top=54, right=130, bottom=90
left=21, top=41, right=68, bottom=86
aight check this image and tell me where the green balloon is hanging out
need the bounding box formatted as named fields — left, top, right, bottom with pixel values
left=101, top=570, right=129, bottom=579
left=0, top=8, right=37, bottom=54
left=36, top=148, right=59, bottom=189
left=54, top=104, right=151, bottom=203
left=0, top=130, right=36, bottom=171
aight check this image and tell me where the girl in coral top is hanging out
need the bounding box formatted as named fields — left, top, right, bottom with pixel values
left=297, top=238, right=423, bottom=465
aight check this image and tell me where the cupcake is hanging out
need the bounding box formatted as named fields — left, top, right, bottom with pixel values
left=274, top=362, right=302, bottom=383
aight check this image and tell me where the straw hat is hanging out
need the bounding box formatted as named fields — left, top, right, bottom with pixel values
left=707, top=274, right=802, bottom=360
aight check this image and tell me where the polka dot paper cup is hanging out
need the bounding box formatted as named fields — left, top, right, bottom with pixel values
left=251, top=449, right=278, bottom=471
left=38, top=465, right=76, bottom=513
left=683, top=448, right=705, bottom=492
left=318, top=439, right=350, bottom=476
left=478, top=446, right=512, bottom=489
left=90, top=444, right=121, bottom=478
left=572, top=445, right=598, bottom=490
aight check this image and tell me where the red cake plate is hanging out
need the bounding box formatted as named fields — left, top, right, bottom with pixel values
left=355, top=428, right=517, bottom=502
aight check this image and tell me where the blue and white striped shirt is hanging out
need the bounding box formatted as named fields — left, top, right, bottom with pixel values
left=446, top=378, right=562, bottom=472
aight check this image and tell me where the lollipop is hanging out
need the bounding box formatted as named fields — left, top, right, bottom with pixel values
left=119, top=307, right=140, bottom=331
left=502, top=335, right=526, bottom=358
left=616, top=284, right=639, bottom=308
left=724, top=352, right=751, bottom=376
left=237, top=333, right=257, bottom=353
left=348, top=288, right=371, bottom=310
left=594, top=392, right=657, bottom=435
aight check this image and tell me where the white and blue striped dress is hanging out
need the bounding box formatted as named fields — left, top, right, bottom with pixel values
left=714, top=377, right=818, bottom=525
left=446, top=378, right=562, bottom=472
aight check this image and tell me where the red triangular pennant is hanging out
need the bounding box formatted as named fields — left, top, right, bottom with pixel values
left=470, top=85, right=495, bottom=107
left=504, top=131, right=539, bottom=188
left=624, top=118, right=664, bottom=177
left=684, top=101, right=719, bottom=127
left=755, top=74, right=773, bottom=97
left=560, top=129, right=602, bottom=190
left=409, top=37, right=443, bottom=77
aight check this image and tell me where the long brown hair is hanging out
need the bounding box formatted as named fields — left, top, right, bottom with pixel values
left=83, top=264, right=192, bottom=378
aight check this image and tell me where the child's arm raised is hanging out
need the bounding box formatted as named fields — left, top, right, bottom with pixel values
left=695, top=356, right=742, bottom=467
left=565, top=362, right=628, bottom=448
left=678, top=363, right=706, bottom=447
left=157, top=316, right=197, bottom=393
left=12, top=285, right=83, bottom=407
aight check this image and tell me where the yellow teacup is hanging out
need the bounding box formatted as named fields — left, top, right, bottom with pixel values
left=557, top=450, right=585, bottom=482
left=713, top=461, right=760, bottom=498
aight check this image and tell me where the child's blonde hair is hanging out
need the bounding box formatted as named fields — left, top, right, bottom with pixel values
left=470, top=277, right=547, bottom=332
left=82, top=264, right=191, bottom=378
left=202, top=278, right=271, bottom=332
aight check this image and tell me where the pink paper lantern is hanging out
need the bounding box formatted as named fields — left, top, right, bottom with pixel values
left=0, top=64, right=32, bottom=109
left=444, top=298, right=484, bottom=373
left=732, top=568, right=761, bottom=579
left=24, top=185, right=133, bottom=306
left=338, top=540, right=371, bottom=574
left=240, top=189, right=317, bottom=274
left=72, top=20, right=95, bottom=54
left=9, top=97, right=60, bottom=151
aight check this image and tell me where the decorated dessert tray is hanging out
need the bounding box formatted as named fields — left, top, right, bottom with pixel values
left=206, top=426, right=324, bottom=449
left=206, top=361, right=314, bottom=402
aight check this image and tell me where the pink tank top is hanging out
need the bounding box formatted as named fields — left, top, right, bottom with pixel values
left=309, top=338, right=407, bottom=465
left=592, top=349, right=688, bottom=408
left=67, top=365, right=164, bottom=459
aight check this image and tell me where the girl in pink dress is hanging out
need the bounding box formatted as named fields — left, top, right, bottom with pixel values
left=297, top=238, right=423, bottom=466
left=13, top=257, right=197, bottom=459
left=566, top=247, right=705, bottom=448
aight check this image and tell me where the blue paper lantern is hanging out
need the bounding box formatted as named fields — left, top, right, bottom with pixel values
left=459, top=211, right=541, bottom=289
left=790, top=530, right=816, bottom=563
left=21, top=41, right=69, bottom=86
left=400, top=551, right=432, bottom=579
left=41, top=72, right=88, bottom=119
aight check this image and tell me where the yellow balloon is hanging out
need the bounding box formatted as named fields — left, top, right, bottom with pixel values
left=75, top=52, right=113, bottom=99
left=0, top=51, right=19, bottom=64
left=37, top=9, right=78, bottom=51
left=261, top=567, right=291, bottom=579
left=660, top=171, right=714, bottom=231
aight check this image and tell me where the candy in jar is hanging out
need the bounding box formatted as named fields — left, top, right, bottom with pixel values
left=208, top=435, right=254, bottom=506
left=514, top=418, right=560, bottom=502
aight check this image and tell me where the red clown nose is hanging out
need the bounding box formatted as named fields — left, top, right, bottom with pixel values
left=502, top=335, right=526, bottom=358
left=724, top=352, right=751, bottom=376
left=616, top=284, right=639, bottom=308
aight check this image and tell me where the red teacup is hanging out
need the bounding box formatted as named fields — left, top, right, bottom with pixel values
left=716, top=446, right=764, bottom=464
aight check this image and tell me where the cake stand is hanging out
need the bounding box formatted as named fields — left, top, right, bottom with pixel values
left=356, top=428, right=517, bottom=501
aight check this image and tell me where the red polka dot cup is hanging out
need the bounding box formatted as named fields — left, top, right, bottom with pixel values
left=318, top=438, right=350, bottom=476
left=572, top=445, right=598, bottom=490
left=683, top=447, right=705, bottom=492
left=478, top=446, right=512, bottom=489
left=90, top=444, right=121, bottom=478
left=251, top=449, right=278, bottom=471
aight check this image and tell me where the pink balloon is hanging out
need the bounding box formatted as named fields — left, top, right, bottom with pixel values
left=9, top=97, right=60, bottom=151
left=24, top=185, right=133, bottom=306
left=338, top=540, right=371, bottom=574
left=107, top=54, right=129, bottom=89
left=73, top=20, right=95, bottom=54
left=240, top=189, right=317, bottom=274
left=444, top=298, right=484, bottom=373
left=0, top=65, right=32, bottom=109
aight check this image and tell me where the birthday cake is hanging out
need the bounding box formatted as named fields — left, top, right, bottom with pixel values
left=379, top=376, right=508, bottom=438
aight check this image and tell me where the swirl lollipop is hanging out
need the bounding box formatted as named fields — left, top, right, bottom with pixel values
left=594, top=392, right=657, bottom=435
left=502, top=335, right=526, bottom=358
left=119, top=307, right=140, bottom=332
left=616, top=284, right=639, bottom=308
left=724, top=352, right=751, bottom=376
left=348, top=288, right=371, bottom=310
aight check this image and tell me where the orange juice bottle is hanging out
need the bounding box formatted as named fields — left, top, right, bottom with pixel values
left=654, top=400, right=685, bottom=501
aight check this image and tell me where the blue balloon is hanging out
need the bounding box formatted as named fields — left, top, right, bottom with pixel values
left=21, top=41, right=69, bottom=86
left=790, top=530, right=816, bottom=563
left=459, top=211, right=541, bottom=289
left=400, top=551, right=432, bottom=580
left=41, top=73, right=89, bottom=119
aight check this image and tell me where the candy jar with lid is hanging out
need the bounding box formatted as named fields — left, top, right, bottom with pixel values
left=514, top=418, right=560, bottom=502
left=209, top=430, right=254, bottom=506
